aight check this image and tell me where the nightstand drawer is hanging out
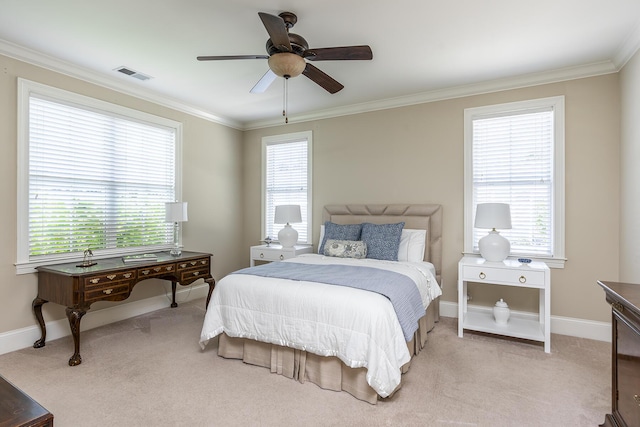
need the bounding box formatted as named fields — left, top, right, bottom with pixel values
left=252, top=249, right=289, bottom=262
left=462, top=265, right=545, bottom=287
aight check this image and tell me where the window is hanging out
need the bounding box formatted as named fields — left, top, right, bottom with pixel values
left=17, top=79, right=182, bottom=273
left=262, top=131, right=312, bottom=245
left=464, top=96, right=565, bottom=267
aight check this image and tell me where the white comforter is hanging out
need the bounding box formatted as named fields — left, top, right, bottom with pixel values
left=199, top=254, right=441, bottom=397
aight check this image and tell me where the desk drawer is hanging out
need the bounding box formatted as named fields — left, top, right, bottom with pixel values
left=85, top=283, right=130, bottom=301
left=179, top=267, right=209, bottom=282
left=177, top=258, right=209, bottom=271
left=462, top=265, right=545, bottom=287
left=137, top=263, right=176, bottom=279
left=84, top=270, right=136, bottom=289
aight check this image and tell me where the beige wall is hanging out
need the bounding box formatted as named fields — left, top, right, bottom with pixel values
left=0, top=54, right=245, bottom=334
left=620, top=49, right=640, bottom=281
left=243, top=74, right=620, bottom=323
left=0, top=50, right=625, bottom=338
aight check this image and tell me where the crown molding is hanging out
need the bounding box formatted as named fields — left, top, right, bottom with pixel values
left=244, top=60, right=618, bottom=130
left=0, top=39, right=625, bottom=132
left=0, top=39, right=244, bottom=130
left=613, top=19, right=640, bottom=68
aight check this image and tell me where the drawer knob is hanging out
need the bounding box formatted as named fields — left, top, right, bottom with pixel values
left=141, top=270, right=150, bottom=275
left=191, top=261, right=197, bottom=265
left=180, top=263, right=187, bottom=268
left=634, top=395, right=640, bottom=406
left=166, top=266, right=173, bottom=271
left=123, top=273, right=132, bottom=278
left=260, top=253, right=264, bottom=258
left=107, top=275, right=116, bottom=280
left=479, top=272, right=486, bottom=279
left=519, top=276, right=526, bottom=284
left=201, top=260, right=206, bottom=265
left=279, top=255, right=284, bottom=260
left=154, top=267, right=161, bottom=272
left=90, top=278, right=100, bottom=284
left=612, top=301, right=624, bottom=313
left=103, top=288, right=113, bottom=295
left=193, top=271, right=200, bottom=276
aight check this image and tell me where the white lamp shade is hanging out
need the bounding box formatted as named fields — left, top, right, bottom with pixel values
left=165, top=202, right=188, bottom=223
left=475, top=203, right=511, bottom=262
left=474, top=203, right=512, bottom=230
left=274, top=205, right=302, bottom=224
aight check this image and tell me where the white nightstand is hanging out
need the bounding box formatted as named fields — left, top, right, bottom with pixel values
left=249, top=244, right=313, bottom=266
left=457, top=256, right=551, bottom=353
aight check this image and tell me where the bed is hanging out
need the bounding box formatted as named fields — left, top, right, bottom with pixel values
left=200, top=204, right=443, bottom=404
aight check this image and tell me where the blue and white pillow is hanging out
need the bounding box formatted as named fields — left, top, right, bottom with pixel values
left=360, top=222, right=405, bottom=261
left=319, top=222, right=362, bottom=254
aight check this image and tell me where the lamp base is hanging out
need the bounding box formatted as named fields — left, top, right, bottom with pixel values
left=278, top=223, right=298, bottom=248
left=479, top=230, right=510, bottom=262
left=170, top=245, right=182, bottom=257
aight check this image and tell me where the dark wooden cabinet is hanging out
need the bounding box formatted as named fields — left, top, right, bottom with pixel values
left=598, top=281, right=640, bottom=427
left=0, top=375, right=53, bottom=427
left=32, top=251, right=215, bottom=366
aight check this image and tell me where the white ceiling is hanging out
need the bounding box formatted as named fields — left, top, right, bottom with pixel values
left=1, top=1, right=639, bottom=130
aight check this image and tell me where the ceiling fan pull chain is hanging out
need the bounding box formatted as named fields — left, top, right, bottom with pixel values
left=283, top=77, right=289, bottom=124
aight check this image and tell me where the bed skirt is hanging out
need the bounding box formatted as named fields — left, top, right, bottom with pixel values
left=217, top=297, right=439, bottom=404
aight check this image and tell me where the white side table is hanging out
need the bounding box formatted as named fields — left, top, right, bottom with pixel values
left=249, top=244, right=313, bottom=266
left=457, top=256, right=551, bottom=353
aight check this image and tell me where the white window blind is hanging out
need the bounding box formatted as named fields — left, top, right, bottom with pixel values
left=263, top=132, right=312, bottom=244
left=472, top=109, right=553, bottom=254
left=17, top=80, right=181, bottom=270
left=464, top=97, right=565, bottom=266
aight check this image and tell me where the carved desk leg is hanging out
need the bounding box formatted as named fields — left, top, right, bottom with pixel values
left=65, top=307, right=87, bottom=366
left=32, top=297, right=48, bottom=348
left=171, top=281, right=178, bottom=308
left=205, top=277, right=216, bottom=308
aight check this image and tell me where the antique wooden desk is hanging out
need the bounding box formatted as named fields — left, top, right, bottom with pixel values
left=33, top=251, right=215, bottom=366
left=0, top=374, right=53, bottom=427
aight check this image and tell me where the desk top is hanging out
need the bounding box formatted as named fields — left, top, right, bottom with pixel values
left=36, top=251, right=212, bottom=276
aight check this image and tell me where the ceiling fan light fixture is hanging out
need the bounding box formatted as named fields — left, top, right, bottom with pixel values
left=268, top=53, right=306, bottom=78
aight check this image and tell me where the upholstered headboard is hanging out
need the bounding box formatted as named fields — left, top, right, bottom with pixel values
left=321, top=204, right=443, bottom=282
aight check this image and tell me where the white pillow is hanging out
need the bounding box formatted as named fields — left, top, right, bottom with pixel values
left=397, top=229, right=427, bottom=262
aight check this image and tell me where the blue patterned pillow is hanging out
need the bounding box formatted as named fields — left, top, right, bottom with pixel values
left=319, top=222, right=362, bottom=254
left=361, top=222, right=406, bottom=261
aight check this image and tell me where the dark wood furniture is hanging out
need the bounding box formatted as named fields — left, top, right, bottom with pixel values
left=33, top=251, right=215, bottom=366
left=0, top=375, right=53, bottom=427
left=598, top=280, right=640, bottom=427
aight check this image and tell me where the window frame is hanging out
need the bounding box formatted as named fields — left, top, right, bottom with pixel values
left=16, top=78, right=183, bottom=274
left=463, top=96, right=566, bottom=268
left=261, top=131, right=313, bottom=245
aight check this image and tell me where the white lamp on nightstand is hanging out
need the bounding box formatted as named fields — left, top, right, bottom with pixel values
left=165, top=201, right=188, bottom=256
left=474, top=203, right=512, bottom=262
left=274, top=204, right=302, bottom=248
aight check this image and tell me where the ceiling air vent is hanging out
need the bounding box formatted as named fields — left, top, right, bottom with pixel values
left=114, top=66, right=152, bottom=81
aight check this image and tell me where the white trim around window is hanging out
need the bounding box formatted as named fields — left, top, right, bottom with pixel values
left=261, top=131, right=313, bottom=245
left=16, top=79, right=183, bottom=274
left=463, top=96, right=566, bottom=268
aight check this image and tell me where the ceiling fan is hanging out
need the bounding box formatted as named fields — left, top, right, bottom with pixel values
left=197, top=11, right=373, bottom=94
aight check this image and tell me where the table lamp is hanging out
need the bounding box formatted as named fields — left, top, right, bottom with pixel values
left=165, top=201, right=188, bottom=256
left=474, top=203, right=512, bottom=262
left=274, top=205, right=302, bottom=248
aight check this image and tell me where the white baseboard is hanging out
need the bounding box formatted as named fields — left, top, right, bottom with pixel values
left=0, top=284, right=209, bottom=356
left=439, top=300, right=611, bottom=343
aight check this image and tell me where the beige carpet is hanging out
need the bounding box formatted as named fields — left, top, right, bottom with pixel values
left=0, top=299, right=610, bottom=426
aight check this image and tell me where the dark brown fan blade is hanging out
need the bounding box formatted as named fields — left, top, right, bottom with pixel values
left=197, top=55, right=269, bottom=61
left=258, top=12, right=291, bottom=52
left=304, top=45, right=372, bottom=61
left=302, top=63, right=344, bottom=94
